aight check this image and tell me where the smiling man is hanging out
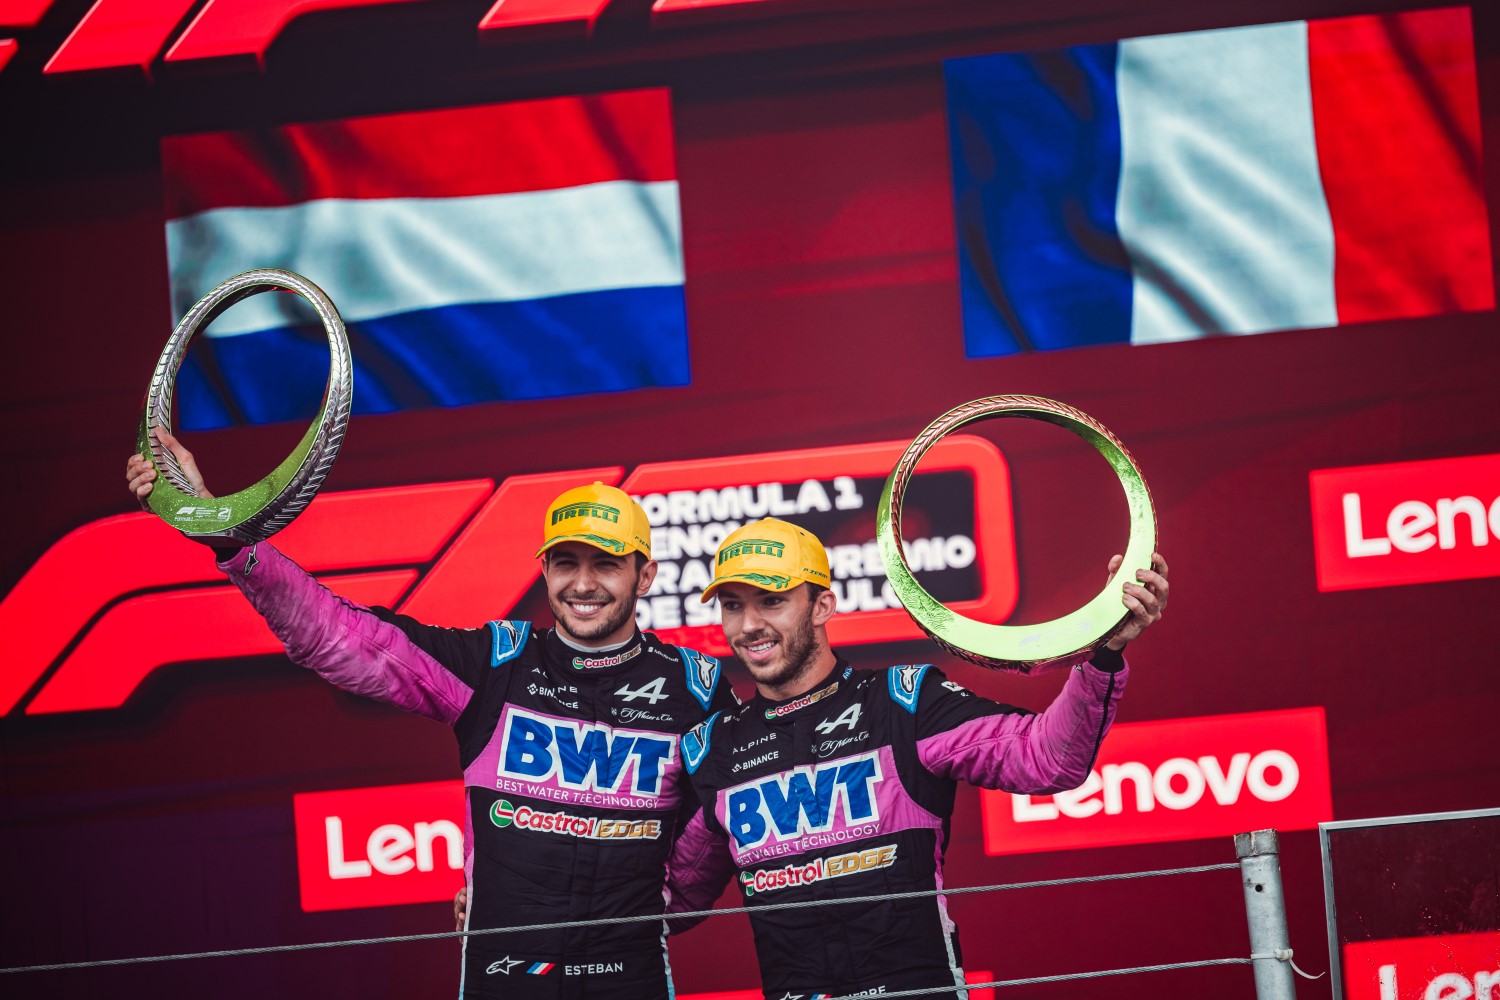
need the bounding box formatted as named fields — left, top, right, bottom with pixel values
left=127, top=439, right=737, bottom=1000
left=671, top=517, right=1168, bottom=1000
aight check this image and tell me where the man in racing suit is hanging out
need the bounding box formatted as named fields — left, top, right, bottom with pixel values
left=671, top=517, right=1168, bottom=999
left=127, top=434, right=737, bottom=1000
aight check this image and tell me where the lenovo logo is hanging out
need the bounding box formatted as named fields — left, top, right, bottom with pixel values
left=293, top=780, right=465, bottom=911
left=1310, top=453, right=1500, bottom=591
left=1343, top=931, right=1500, bottom=1000
left=980, top=708, right=1332, bottom=855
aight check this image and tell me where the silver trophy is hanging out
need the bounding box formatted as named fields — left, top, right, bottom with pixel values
left=137, top=268, right=353, bottom=544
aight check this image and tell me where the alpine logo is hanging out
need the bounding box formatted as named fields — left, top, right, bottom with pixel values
left=724, top=750, right=882, bottom=851
left=814, top=703, right=861, bottom=735
left=615, top=676, right=669, bottom=703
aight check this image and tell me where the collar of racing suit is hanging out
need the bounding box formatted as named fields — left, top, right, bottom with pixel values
left=542, top=627, right=651, bottom=678
left=751, top=658, right=856, bottom=724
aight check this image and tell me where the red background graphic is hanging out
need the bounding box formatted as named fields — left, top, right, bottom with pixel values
left=3, top=1, right=1500, bottom=998
left=979, top=708, right=1334, bottom=855
left=1342, top=931, right=1500, bottom=1000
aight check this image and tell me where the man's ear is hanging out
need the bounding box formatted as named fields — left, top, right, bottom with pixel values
left=636, top=559, right=659, bottom=597
left=810, top=586, right=839, bottom=626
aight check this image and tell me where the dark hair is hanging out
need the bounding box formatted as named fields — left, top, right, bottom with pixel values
left=803, top=582, right=828, bottom=602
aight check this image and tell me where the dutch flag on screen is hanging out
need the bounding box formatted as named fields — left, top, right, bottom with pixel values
left=945, top=6, right=1493, bottom=356
left=161, top=89, right=689, bottom=429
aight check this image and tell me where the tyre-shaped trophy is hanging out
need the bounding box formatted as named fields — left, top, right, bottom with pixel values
left=136, top=268, right=353, bottom=544
left=877, top=395, right=1157, bottom=673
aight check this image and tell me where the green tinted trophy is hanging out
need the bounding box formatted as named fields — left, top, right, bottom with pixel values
left=877, top=396, right=1157, bottom=673
left=136, top=269, right=353, bottom=544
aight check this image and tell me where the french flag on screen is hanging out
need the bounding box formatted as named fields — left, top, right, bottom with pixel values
left=161, top=89, right=689, bottom=429
left=945, top=7, right=1493, bottom=356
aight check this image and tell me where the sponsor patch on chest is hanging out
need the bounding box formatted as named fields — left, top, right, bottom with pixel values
left=723, top=750, right=883, bottom=855
left=496, top=706, right=678, bottom=807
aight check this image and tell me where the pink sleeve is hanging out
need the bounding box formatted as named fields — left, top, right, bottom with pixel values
left=218, top=543, right=474, bottom=725
left=915, top=661, right=1127, bottom=794
left=663, top=808, right=735, bottom=934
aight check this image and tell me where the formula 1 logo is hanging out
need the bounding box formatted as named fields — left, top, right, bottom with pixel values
left=498, top=707, right=676, bottom=798
left=1, top=437, right=1013, bottom=716
left=6, top=0, right=817, bottom=80
left=723, top=751, right=882, bottom=851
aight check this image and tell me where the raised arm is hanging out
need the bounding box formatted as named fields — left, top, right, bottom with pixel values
left=128, top=427, right=479, bottom=725
left=913, top=552, right=1168, bottom=794
left=913, top=656, right=1127, bottom=794
left=218, top=542, right=476, bottom=724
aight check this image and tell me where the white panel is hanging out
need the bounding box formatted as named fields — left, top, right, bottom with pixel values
left=165, top=180, right=684, bottom=337
left=1117, top=21, right=1338, bottom=343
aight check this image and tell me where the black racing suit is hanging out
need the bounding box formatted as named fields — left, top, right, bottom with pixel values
left=671, top=654, right=1127, bottom=999
left=219, top=542, right=738, bottom=999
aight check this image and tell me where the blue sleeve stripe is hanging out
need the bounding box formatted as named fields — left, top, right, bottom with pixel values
left=683, top=713, right=718, bottom=775
left=487, top=620, right=531, bottom=667
left=678, top=645, right=720, bottom=711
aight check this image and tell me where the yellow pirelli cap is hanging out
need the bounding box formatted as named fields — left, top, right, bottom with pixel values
left=701, top=518, right=831, bottom=602
left=535, top=482, right=653, bottom=560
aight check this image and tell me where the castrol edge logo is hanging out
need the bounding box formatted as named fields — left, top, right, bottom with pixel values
left=293, top=780, right=466, bottom=912
left=1310, top=453, right=1500, bottom=591
left=2, top=436, right=1012, bottom=717
left=740, top=843, right=898, bottom=896
left=979, top=708, right=1332, bottom=855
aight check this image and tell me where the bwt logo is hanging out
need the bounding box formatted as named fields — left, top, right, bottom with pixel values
left=1, top=436, right=1012, bottom=717
left=980, top=708, right=1333, bottom=855
left=499, top=707, right=676, bottom=797
left=1310, top=453, right=1500, bottom=591
left=725, top=751, right=882, bottom=850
